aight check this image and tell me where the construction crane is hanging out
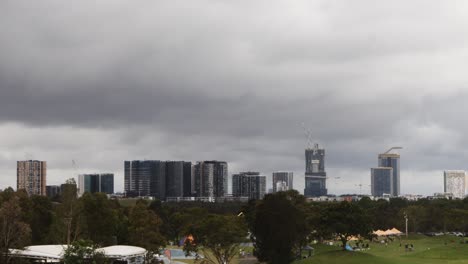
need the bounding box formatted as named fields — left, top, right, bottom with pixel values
left=383, top=146, right=403, bottom=154
left=301, top=122, right=314, bottom=149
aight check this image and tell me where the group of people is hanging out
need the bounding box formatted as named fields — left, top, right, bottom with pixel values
left=403, top=243, right=415, bottom=252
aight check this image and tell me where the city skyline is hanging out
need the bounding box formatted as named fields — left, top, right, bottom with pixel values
left=3, top=1, right=468, bottom=196
left=6, top=152, right=468, bottom=197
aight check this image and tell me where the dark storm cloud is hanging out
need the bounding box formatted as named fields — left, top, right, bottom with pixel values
left=1, top=0, right=468, bottom=194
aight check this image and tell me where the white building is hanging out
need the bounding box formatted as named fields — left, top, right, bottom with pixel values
left=443, top=170, right=466, bottom=199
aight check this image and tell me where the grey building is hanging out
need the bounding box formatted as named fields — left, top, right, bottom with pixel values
left=46, top=185, right=61, bottom=198
left=193, top=161, right=228, bottom=197
left=183, top=162, right=192, bottom=197
left=304, top=144, right=327, bottom=197
left=125, top=160, right=166, bottom=199
left=378, top=153, right=400, bottom=196
left=100, top=173, right=114, bottom=194
left=272, top=171, right=293, bottom=192
left=371, top=167, right=393, bottom=197
left=166, top=161, right=184, bottom=198
left=232, top=172, right=266, bottom=200
left=194, top=162, right=214, bottom=197
left=78, top=173, right=114, bottom=195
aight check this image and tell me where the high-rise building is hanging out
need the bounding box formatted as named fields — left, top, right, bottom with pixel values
left=193, top=161, right=228, bottom=197
left=100, top=173, right=114, bottom=194
left=46, top=185, right=61, bottom=198
left=194, top=162, right=214, bottom=197
left=17, top=160, right=47, bottom=196
left=371, top=167, right=393, bottom=197
left=272, top=171, right=293, bottom=193
left=183, top=162, right=192, bottom=197
left=78, top=173, right=114, bottom=195
left=166, top=161, right=184, bottom=198
left=378, top=153, right=400, bottom=196
left=125, top=160, right=166, bottom=199
left=232, top=172, right=266, bottom=200
left=304, top=144, right=327, bottom=197
left=444, top=170, right=466, bottom=199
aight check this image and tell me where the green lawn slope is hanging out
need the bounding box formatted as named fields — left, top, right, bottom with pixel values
left=296, top=235, right=468, bottom=264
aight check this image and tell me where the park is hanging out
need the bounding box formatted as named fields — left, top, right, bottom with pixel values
left=295, top=234, right=468, bottom=264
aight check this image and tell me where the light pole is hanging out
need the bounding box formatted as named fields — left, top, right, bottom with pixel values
left=404, top=212, right=408, bottom=238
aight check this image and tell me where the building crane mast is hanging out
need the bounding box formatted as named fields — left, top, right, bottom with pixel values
left=383, top=146, right=403, bottom=154
left=301, top=122, right=314, bottom=149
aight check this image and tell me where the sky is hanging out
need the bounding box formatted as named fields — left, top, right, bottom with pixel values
left=1, top=0, right=468, bottom=195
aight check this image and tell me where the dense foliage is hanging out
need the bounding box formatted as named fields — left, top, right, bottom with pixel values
left=0, top=186, right=467, bottom=264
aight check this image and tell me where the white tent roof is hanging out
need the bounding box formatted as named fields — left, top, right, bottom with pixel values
left=10, top=245, right=146, bottom=261
left=100, top=245, right=147, bottom=258
left=9, top=245, right=68, bottom=261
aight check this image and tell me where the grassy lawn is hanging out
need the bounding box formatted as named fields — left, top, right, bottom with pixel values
left=296, top=235, right=468, bottom=264
left=169, top=235, right=468, bottom=264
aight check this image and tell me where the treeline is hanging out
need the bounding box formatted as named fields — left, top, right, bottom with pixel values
left=0, top=186, right=467, bottom=264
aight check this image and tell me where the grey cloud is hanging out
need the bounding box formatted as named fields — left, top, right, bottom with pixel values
left=1, top=1, right=468, bottom=195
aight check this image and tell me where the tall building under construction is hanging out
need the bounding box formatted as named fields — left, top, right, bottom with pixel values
left=304, top=144, right=327, bottom=197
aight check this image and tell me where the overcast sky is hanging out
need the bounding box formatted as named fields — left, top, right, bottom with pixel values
left=1, top=0, right=468, bottom=195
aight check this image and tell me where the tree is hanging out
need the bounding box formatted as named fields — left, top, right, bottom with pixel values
left=0, top=196, right=31, bottom=264
left=78, top=192, right=118, bottom=245
left=29, top=195, right=54, bottom=244
left=184, top=214, right=247, bottom=264
left=248, top=191, right=310, bottom=264
left=128, top=200, right=165, bottom=252
left=63, top=239, right=109, bottom=264
left=320, top=202, right=371, bottom=250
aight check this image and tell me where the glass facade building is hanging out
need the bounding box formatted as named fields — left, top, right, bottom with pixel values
left=272, top=171, right=293, bottom=192
left=78, top=173, right=114, bottom=195
left=232, top=172, right=266, bottom=200
left=166, top=161, right=184, bottom=198
left=371, top=167, right=393, bottom=197
left=378, top=153, right=400, bottom=196
left=193, top=161, right=227, bottom=198
left=125, top=160, right=166, bottom=199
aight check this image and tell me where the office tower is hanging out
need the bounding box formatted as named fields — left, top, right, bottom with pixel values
left=124, top=160, right=166, bottom=199
left=272, top=171, right=293, bottom=193
left=304, top=144, right=327, bottom=197
left=378, top=152, right=400, bottom=196
left=183, top=162, right=192, bottom=197
left=166, top=161, right=184, bottom=197
left=232, top=172, right=266, bottom=200
left=46, top=185, right=61, bottom=198
left=78, top=173, right=114, bottom=195
left=17, top=160, right=47, bottom=196
left=371, top=167, right=393, bottom=197
left=193, top=161, right=228, bottom=197
left=444, top=170, right=466, bottom=199
left=100, top=173, right=114, bottom=194
left=208, top=161, right=228, bottom=197
left=194, top=162, right=214, bottom=197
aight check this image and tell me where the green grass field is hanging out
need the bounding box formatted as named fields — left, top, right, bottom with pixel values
left=296, top=235, right=468, bottom=264
left=168, top=235, right=468, bottom=264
